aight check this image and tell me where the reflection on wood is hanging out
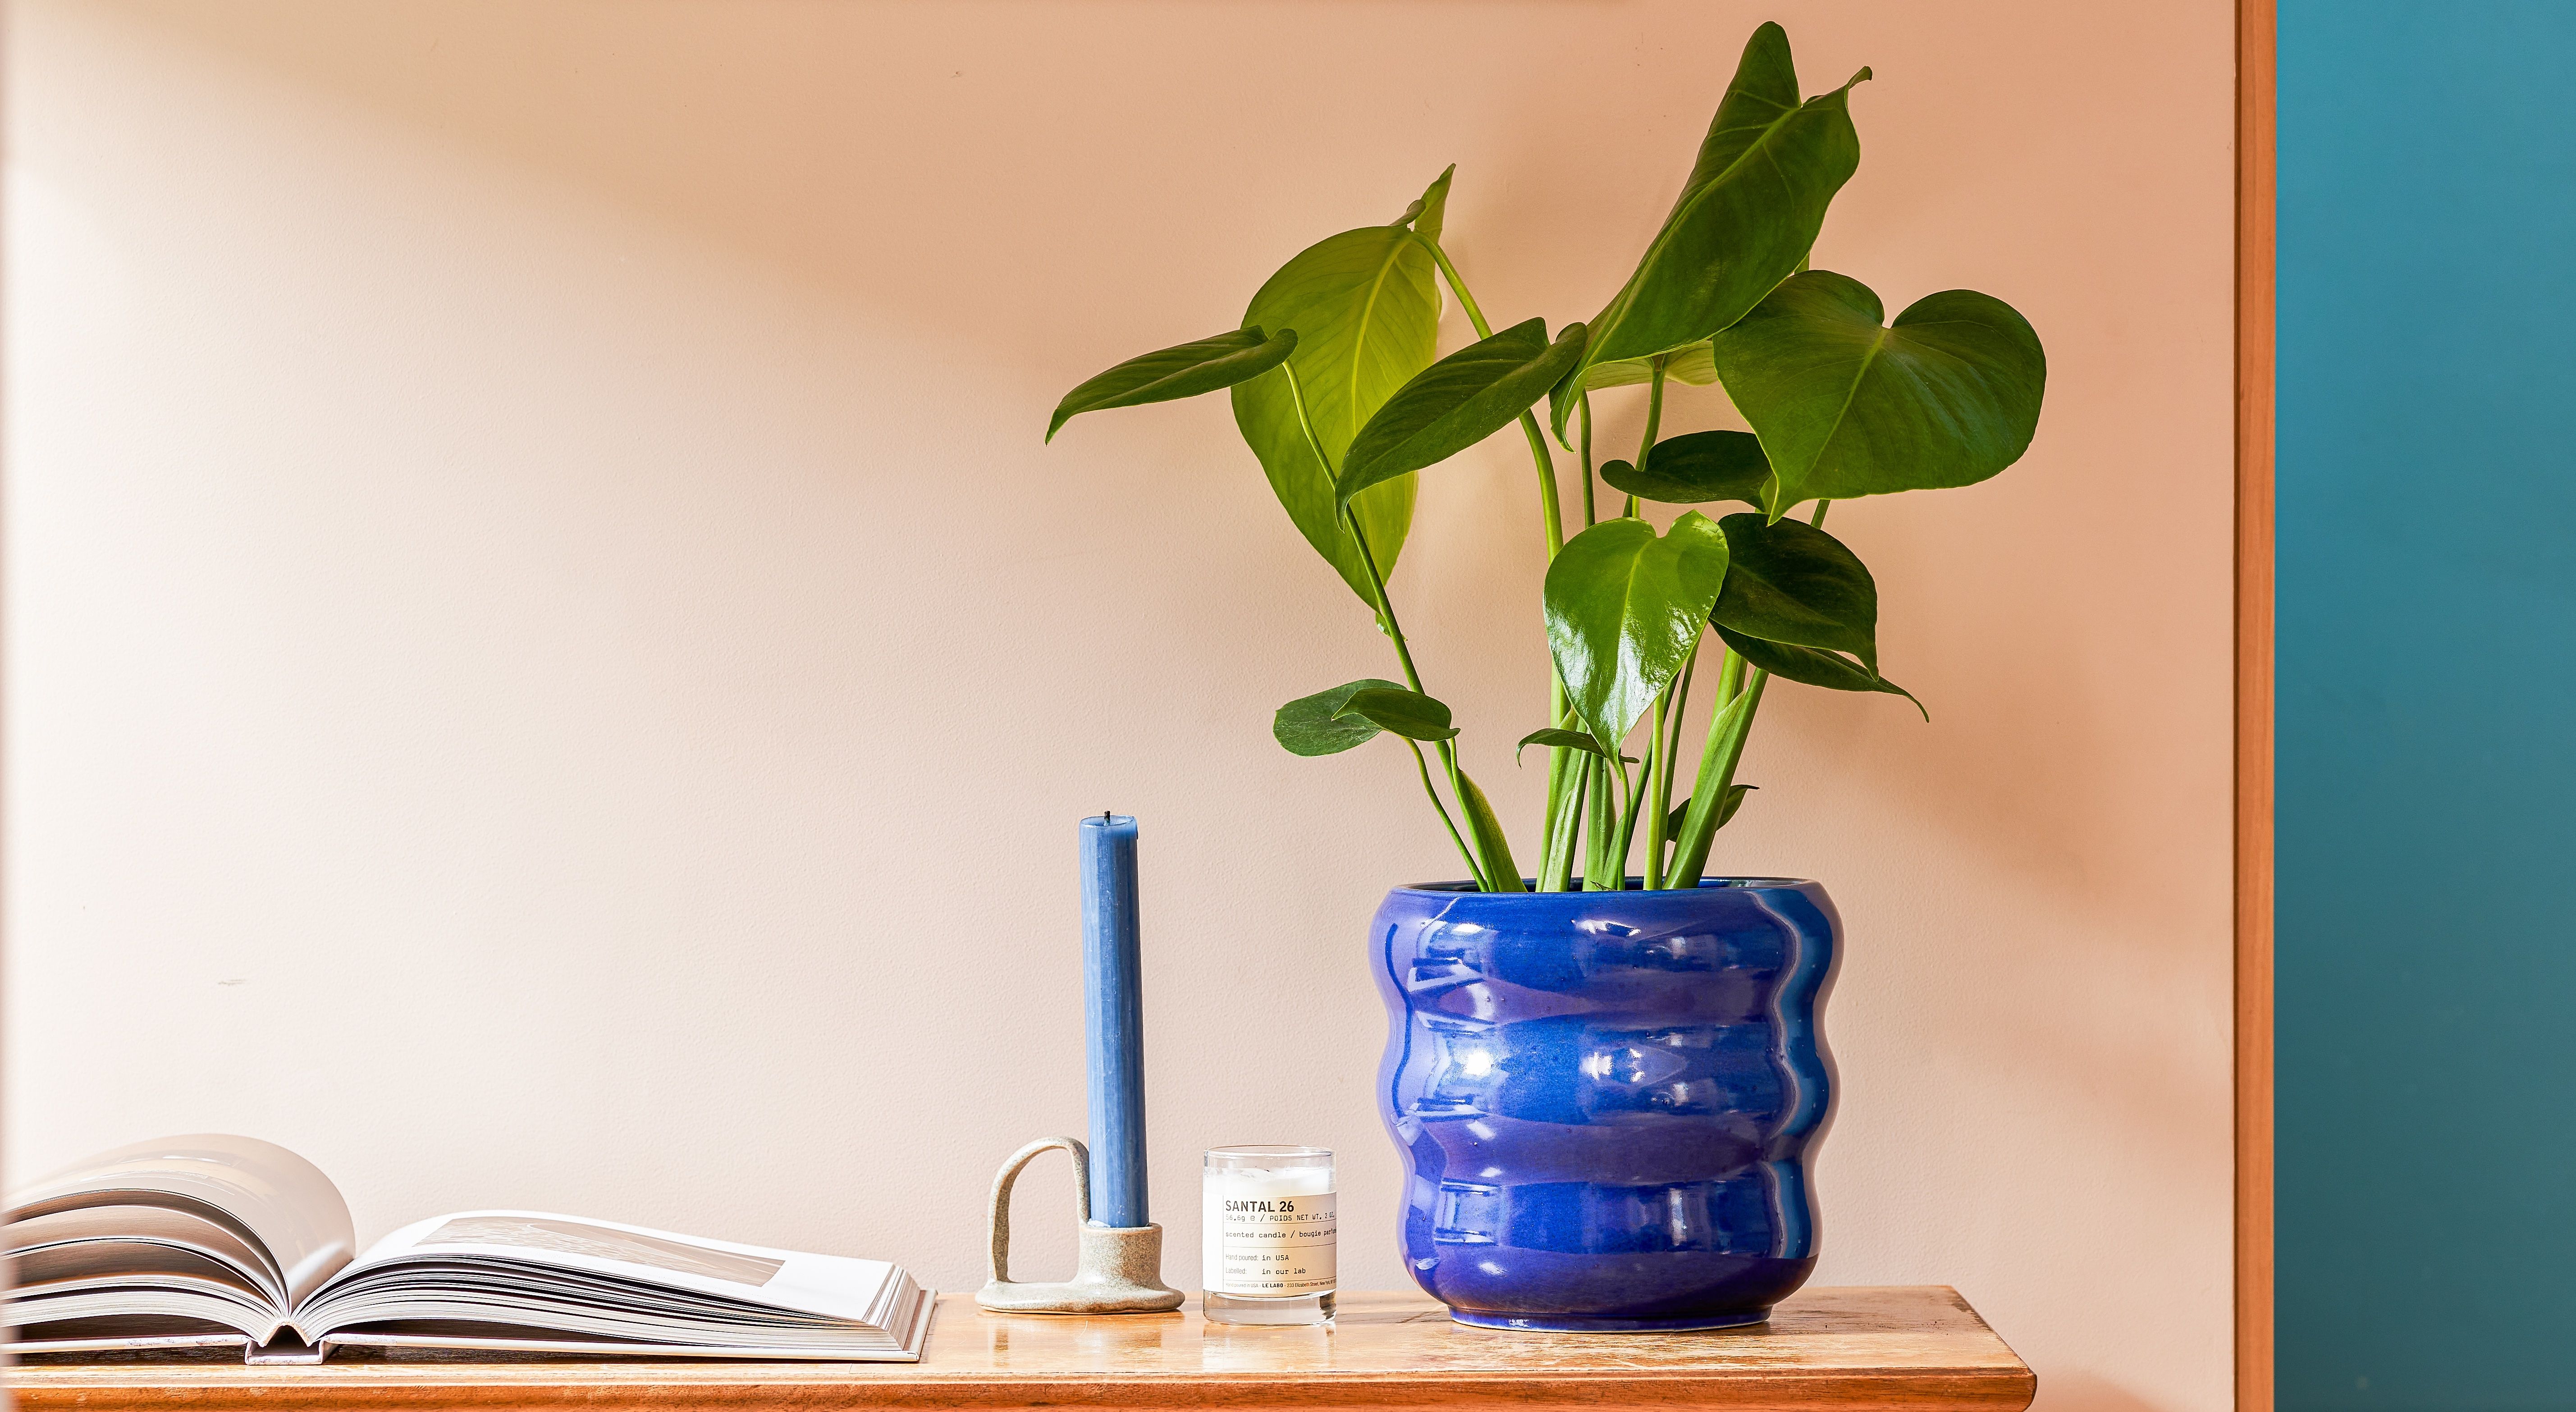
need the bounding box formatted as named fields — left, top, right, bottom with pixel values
left=7, top=1286, right=2035, bottom=1411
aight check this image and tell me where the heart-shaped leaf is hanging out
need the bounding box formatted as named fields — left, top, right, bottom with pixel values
left=1049, top=328, right=1299, bottom=442
left=1545, top=512, right=1733, bottom=750
left=1708, top=270, right=2046, bottom=514
left=1602, top=431, right=1772, bottom=507
left=1273, top=677, right=1407, bottom=756
left=1517, top=727, right=1608, bottom=765
left=1715, top=624, right=1925, bottom=720
left=1233, top=173, right=1450, bottom=603
left=1339, top=320, right=1588, bottom=507
left=1552, top=23, right=1867, bottom=443
left=1712, top=512, right=1877, bottom=671
left=1333, top=685, right=1460, bottom=742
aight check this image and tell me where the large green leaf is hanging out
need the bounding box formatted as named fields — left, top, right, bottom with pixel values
left=1708, top=270, right=2046, bottom=515
left=1048, top=328, right=1298, bottom=442
left=1232, top=173, right=1450, bottom=603
left=1712, top=512, right=1877, bottom=670
left=1601, top=430, right=1771, bottom=507
left=1338, top=320, right=1587, bottom=507
left=1580, top=340, right=1720, bottom=392
left=1272, top=678, right=1406, bottom=756
left=1544, top=513, right=1733, bottom=751
left=1715, top=624, right=1925, bottom=719
left=1551, top=23, right=1867, bottom=442
left=1333, top=685, right=1459, bottom=742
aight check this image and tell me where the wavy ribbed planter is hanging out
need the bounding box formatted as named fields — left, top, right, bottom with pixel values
left=1371, top=877, right=1839, bottom=1331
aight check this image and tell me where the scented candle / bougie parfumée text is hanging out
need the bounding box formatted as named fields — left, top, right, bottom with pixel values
left=1201, top=1146, right=1334, bottom=1325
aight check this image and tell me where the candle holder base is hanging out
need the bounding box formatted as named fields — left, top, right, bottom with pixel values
left=974, top=1137, right=1185, bottom=1316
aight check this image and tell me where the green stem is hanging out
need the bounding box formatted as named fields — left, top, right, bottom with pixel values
left=1642, top=688, right=1672, bottom=891
left=1414, top=233, right=1565, bottom=557
left=1405, top=737, right=1487, bottom=890
left=1667, top=655, right=1763, bottom=888
left=1414, top=230, right=1574, bottom=892
left=1281, top=361, right=1495, bottom=889
left=1611, top=749, right=1642, bottom=887
left=1628, top=357, right=1667, bottom=518
left=1666, top=499, right=1838, bottom=887
left=1647, top=643, right=1700, bottom=888
left=1579, top=393, right=1598, bottom=528
left=1579, top=753, right=1615, bottom=891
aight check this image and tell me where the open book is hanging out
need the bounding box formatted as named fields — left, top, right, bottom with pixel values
left=4, top=1135, right=933, bottom=1363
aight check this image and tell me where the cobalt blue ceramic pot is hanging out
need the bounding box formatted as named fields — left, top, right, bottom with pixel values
left=1371, top=877, right=1839, bottom=1331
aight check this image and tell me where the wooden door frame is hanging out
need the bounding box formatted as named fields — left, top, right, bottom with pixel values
left=2236, top=2, right=2276, bottom=1410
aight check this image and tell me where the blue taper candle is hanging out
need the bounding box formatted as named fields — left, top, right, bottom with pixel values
left=1079, top=812, right=1149, bottom=1228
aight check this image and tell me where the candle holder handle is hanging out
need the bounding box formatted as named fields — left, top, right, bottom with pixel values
left=974, top=1136, right=1185, bottom=1315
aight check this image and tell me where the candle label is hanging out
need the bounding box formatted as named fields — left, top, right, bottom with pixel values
left=1215, top=1190, right=1336, bottom=1295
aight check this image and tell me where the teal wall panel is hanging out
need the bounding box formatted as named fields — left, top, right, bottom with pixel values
left=2279, top=3, right=2576, bottom=1409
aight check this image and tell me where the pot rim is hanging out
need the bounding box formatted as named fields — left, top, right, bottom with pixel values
left=1391, top=876, right=1818, bottom=897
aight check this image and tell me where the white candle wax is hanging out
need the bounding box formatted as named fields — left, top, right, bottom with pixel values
left=1202, top=1161, right=1336, bottom=1296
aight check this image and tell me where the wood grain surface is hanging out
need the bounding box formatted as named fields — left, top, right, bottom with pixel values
left=2236, top=2, right=2278, bottom=1410
left=6, top=1286, right=2033, bottom=1411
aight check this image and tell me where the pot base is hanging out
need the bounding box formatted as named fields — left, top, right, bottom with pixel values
left=1448, top=1308, right=1770, bottom=1334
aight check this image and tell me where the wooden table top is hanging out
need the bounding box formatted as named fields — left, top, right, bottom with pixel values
left=5, top=1286, right=2033, bottom=1411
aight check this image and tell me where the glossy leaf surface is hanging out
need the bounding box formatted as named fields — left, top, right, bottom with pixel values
left=1545, top=513, right=1733, bottom=750
left=1664, top=785, right=1751, bottom=837
left=1709, top=270, right=2046, bottom=513
left=1273, top=678, right=1407, bottom=756
left=1048, top=328, right=1298, bottom=441
left=1339, top=320, right=1588, bottom=506
left=1233, top=186, right=1446, bottom=602
left=1517, top=727, right=1608, bottom=764
left=1715, top=625, right=1925, bottom=719
left=1452, top=767, right=1525, bottom=893
left=1603, top=431, right=1772, bottom=507
left=1711, top=512, right=1878, bottom=669
left=1553, top=23, right=1867, bottom=441
left=1582, top=340, right=1720, bottom=392
left=1333, top=685, right=1460, bottom=742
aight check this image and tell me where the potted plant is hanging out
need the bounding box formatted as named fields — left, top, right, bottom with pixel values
left=1047, top=22, right=2043, bottom=1331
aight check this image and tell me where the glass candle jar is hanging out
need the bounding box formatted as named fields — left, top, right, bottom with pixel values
left=1201, top=1145, right=1335, bottom=1324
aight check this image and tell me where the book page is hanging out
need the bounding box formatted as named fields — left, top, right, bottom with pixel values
left=4, top=1135, right=353, bottom=1307
left=325, top=1210, right=903, bottom=1325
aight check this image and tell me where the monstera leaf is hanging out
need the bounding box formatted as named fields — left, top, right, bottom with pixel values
left=1272, top=678, right=1409, bottom=756
left=1048, top=328, right=1299, bottom=441
left=1601, top=431, right=1772, bottom=507
left=1710, top=512, right=1877, bottom=670
left=1544, top=513, right=1732, bottom=751
left=1552, top=23, right=1867, bottom=443
left=1708, top=270, right=2046, bottom=516
left=1338, top=320, right=1588, bottom=505
left=1232, top=170, right=1452, bottom=603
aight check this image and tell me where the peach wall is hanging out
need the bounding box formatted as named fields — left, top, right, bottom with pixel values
left=4, top=2, right=2236, bottom=1407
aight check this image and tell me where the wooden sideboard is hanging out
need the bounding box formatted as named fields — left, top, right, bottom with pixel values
left=7, top=1286, right=2034, bottom=1411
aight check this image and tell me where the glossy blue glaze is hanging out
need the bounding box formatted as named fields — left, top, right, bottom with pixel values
left=1372, top=878, right=1839, bottom=1330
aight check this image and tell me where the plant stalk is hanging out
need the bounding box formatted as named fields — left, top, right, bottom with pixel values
left=1642, top=687, right=1673, bottom=890
left=1579, top=393, right=1598, bottom=528
left=1283, top=360, right=1510, bottom=890
left=1414, top=231, right=1580, bottom=890
left=1628, top=358, right=1668, bottom=518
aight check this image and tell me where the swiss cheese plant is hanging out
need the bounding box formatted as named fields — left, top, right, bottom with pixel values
left=1048, top=23, right=2045, bottom=892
